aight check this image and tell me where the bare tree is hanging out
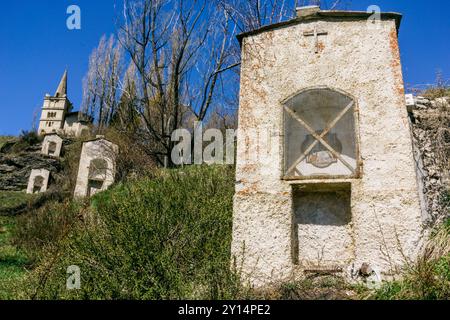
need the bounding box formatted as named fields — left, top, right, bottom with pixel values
left=118, top=0, right=238, bottom=166
left=217, top=0, right=293, bottom=33
left=80, top=0, right=350, bottom=168
left=82, top=35, right=124, bottom=131
left=296, top=0, right=351, bottom=10
left=111, top=62, right=140, bottom=131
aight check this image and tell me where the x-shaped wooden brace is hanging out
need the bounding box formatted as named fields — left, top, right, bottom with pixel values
left=284, top=101, right=355, bottom=176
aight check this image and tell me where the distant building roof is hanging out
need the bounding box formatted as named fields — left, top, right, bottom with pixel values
left=42, top=132, right=63, bottom=138
left=65, top=111, right=93, bottom=123
left=83, top=136, right=116, bottom=145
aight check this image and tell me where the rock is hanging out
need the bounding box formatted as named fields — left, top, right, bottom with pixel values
left=415, top=96, right=430, bottom=105
left=415, top=103, right=428, bottom=110
left=0, top=152, right=62, bottom=191
left=0, top=140, right=17, bottom=154
left=0, top=164, right=16, bottom=173
left=409, top=95, right=450, bottom=224
left=359, top=263, right=373, bottom=277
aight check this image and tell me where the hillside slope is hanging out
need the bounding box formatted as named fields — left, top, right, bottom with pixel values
left=0, top=137, right=13, bottom=150
left=19, top=165, right=240, bottom=300
left=1, top=164, right=448, bottom=300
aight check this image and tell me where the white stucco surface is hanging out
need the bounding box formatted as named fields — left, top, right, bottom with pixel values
left=26, top=169, right=50, bottom=194
left=74, top=138, right=118, bottom=198
left=41, top=134, right=63, bottom=158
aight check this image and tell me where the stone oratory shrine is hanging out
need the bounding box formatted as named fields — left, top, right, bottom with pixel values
left=231, top=7, right=425, bottom=286
left=25, top=71, right=118, bottom=198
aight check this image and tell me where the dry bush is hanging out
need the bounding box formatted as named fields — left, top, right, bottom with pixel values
left=423, top=87, right=450, bottom=100
left=57, top=139, right=84, bottom=194
left=416, top=71, right=450, bottom=100
left=374, top=222, right=450, bottom=300
left=428, top=98, right=450, bottom=189
left=103, top=128, right=157, bottom=182
left=251, top=275, right=359, bottom=300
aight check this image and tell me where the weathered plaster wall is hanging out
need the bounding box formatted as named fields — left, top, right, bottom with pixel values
left=294, top=188, right=354, bottom=268
left=26, top=169, right=50, bottom=194
left=64, top=117, right=90, bottom=138
left=74, top=139, right=118, bottom=198
left=38, top=97, right=68, bottom=135
left=232, top=18, right=424, bottom=286
left=41, top=134, right=63, bottom=158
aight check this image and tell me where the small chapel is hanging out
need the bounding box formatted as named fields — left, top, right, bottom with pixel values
left=29, top=71, right=118, bottom=198
left=232, top=6, right=425, bottom=286
left=37, top=70, right=92, bottom=137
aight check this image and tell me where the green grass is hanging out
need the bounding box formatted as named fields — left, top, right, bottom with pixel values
left=0, top=191, right=35, bottom=215
left=372, top=220, right=450, bottom=300
left=0, top=216, right=30, bottom=299
left=0, top=136, right=14, bottom=150
left=17, top=165, right=243, bottom=300
left=3, top=166, right=448, bottom=300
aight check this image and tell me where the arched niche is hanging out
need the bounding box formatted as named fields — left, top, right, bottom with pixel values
left=33, top=176, right=45, bottom=194
left=87, top=158, right=109, bottom=197
left=283, top=87, right=360, bottom=180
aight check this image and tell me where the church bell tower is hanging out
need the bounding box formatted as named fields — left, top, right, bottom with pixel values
left=38, top=70, right=72, bottom=136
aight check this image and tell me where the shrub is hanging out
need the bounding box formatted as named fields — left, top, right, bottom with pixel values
left=19, top=130, right=40, bottom=146
left=373, top=221, right=450, bottom=300
left=104, top=128, right=156, bottom=183
left=58, top=139, right=83, bottom=193
left=443, top=192, right=450, bottom=213
left=421, top=72, right=450, bottom=100
left=6, top=131, right=42, bottom=154
left=0, top=191, right=35, bottom=216
left=23, top=165, right=243, bottom=300
left=0, top=216, right=31, bottom=299
left=12, top=200, right=82, bottom=262
left=0, top=190, right=67, bottom=217
left=0, top=136, right=14, bottom=151
left=422, top=87, right=450, bottom=100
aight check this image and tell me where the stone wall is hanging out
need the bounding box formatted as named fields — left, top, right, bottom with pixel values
left=0, top=152, right=61, bottom=192
left=0, top=139, right=64, bottom=191
left=409, top=96, right=450, bottom=224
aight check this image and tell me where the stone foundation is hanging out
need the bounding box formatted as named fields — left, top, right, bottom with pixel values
left=408, top=95, right=450, bottom=224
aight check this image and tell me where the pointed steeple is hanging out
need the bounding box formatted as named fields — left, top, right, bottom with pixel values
left=54, top=70, right=67, bottom=97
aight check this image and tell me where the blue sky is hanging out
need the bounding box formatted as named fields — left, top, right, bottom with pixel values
left=0, top=0, right=449, bottom=135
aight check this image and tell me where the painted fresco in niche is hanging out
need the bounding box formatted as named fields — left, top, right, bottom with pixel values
left=283, top=87, right=359, bottom=179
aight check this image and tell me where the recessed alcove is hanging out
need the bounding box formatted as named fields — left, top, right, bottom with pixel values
left=291, top=182, right=354, bottom=269
left=41, top=134, right=63, bottom=158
